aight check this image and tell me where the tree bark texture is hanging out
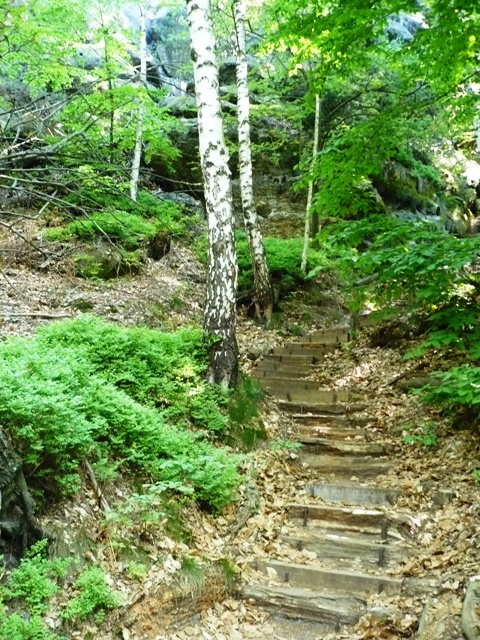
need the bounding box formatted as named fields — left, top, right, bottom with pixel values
left=233, top=0, right=273, bottom=323
left=301, top=94, right=321, bottom=273
left=0, top=429, right=43, bottom=563
left=186, top=0, right=238, bottom=387
left=130, top=7, right=147, bottom=202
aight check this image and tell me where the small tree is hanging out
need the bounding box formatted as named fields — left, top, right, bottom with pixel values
left=186, top=0, right=239, bottom=387
left=130, top=6, right=147, bottom=201
left=233, top=0, right=273, bottom=322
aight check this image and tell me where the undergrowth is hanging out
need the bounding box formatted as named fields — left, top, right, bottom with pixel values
left=236, top=234, right=330, bottom=297
left=0, top=316, right=244, bottom=510
left=0, top=540, right=121, bottom=639
left=314, top=213, right=480, bottom=421
left=44, top=190, right=192, bottom=249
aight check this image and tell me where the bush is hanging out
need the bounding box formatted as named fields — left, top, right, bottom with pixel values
left=44, top=190, right=191, bottom=249
left=236, top=235, right=328, bottom=297
left=0, top=317, right=241, bottom=510
left=67, top=211, right=159, bottom=249
left=0, top=540, right=69, bottom=640
left=62, top=566, right=121, bottom=624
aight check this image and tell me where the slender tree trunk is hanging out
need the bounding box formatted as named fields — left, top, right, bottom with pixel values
left=233, top=0, right=273, bottom=324
left=301, top=94, right=321, bottom=273
left=130, top=8, right=147, bottom=202
left=186, top=0, right=238, bottom=387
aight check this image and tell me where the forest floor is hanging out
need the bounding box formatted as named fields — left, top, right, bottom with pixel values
left=1, top=225, right=479, bottom=639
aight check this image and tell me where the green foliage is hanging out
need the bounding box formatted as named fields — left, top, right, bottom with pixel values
left=0, top=540, right=69, bottom=640
left=237, top=235, right=328, bottom=296
left=402, top=421, right=438, bottom=448
left=270, top=439, right=302, bottom=452
left=45, top=190, right=189, bottom=253
left=473, top=469, right=480, bottom=487
left=0, top=317, right=241, bottom=510
left=62, top=566, right=121, bottom=624
left=62, top=211, right=159, bottom=250
left=226, top=375, right=267, bottom=450
left=1, top=541, right=68, bottom=615
left=422, top=366, right=480, bottom=410
left=102, top=480, right=193, bottom=549
left=72, top=249, right=143, bottom=280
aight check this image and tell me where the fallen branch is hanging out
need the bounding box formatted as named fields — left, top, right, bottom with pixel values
left=353, top=273, right=379, bottom=287
left=0, top=312, right=72, bottom=319
left=226, top=480, right=259, bottom=541
left=385, top=360, right=426, bottom=386
left=84, top=460, right=110, bottom=511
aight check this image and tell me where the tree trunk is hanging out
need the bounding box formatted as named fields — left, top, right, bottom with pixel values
left=301, top=94, right=321, bottom=273
left=130, top=8, right=147, bottom=202
left=233, top=0, right=273, bottom=324
left=0, top=430, right=43, bottom=563
left=186, top=0, right=238, bottom=387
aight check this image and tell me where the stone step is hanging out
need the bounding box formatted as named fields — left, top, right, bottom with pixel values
left=260, top=383, right=362, bottom=401
left=288, top=504, right=390, bottom=533
left=305, top=483, right=400, bottom=507
left=254, top=359, right=317, bottom=373
left=282, top=532, right=403, bottom=568
left=268, top=353, right=325, bottom=365
left=272, top=344, right=338, bottom=357
left=298, top=329, right=351, bottom=344
left=300, top=454, right=392, bottom=478
left=241, top=584, right=364, bottom=627
left=292, top=414, right=374, bottom=428
left=279, top=399, right=367, bottom=413
left=297, top=424, right=368, bottom=440
left=300, top=438, right=386, bottom=457
left=288, top=504, right=419, bottom=542
left=253, top=559, right=403, bottom=596
left=252, top=368, right=315, bottom=380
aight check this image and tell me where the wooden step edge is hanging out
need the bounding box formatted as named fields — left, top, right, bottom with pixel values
left=241, top=583, right=364, bottom=627
left=252, top=559, right=403, bottom=596
left=278, top=401, right=368, bottom=414
left=297, top=426, right=368, bottom=440
left=281, top=534, right=403, bottom=567
left=299, top=439, right=386, bottom=457
left=287, top=504, right=387, bottom=530
left=305, top=482, right=400, bottom=506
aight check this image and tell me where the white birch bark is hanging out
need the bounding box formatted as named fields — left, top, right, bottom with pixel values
left=130, top=7, right=147, bottom=202
left=233, top=0, right=273, bottom=323
left=301, top=93, right=321, bottom=273
left=186, top=0, right=238, bottom=387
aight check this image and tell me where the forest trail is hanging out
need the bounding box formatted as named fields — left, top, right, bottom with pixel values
left=240, top=326, right=479, bottom=640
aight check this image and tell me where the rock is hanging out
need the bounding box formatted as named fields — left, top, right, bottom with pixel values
left=154, top=191, right=205, bottom=218
left=243, top=336, right=277, bottom=361
left=72, top=247, right=145, bottom=279
left=0, top=430, right=42, bottom=563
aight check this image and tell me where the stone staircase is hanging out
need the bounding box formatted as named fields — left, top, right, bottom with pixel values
left=243, top=327, right=440, bottom=634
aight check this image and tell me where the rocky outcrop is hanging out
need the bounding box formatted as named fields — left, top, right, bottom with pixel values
left=0, top=430, right=43, bottom=564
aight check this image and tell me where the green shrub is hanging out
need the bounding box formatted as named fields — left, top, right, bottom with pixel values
left=62, top=566, right=121, bottom=624
left=236, top=235, right=327, bottom=296
left=67, top=211, right=158, bottom=249
left=45, top=190, right=190, bottom=248
left=0, top=540, right=69, bottom=640
left=421, top=365, right=480, bottom=409
left=402, top=421, right=438, bottom=448
left=0, top=317, right=241, bottom=510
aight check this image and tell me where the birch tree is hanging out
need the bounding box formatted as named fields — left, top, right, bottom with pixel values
left=130, top=7, right=147, bottom=201
left=186, top=0, right=239, bottom=387
left=233, top=0, right=273, bottom=323
left=301, top=93, right=321, bottom=273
